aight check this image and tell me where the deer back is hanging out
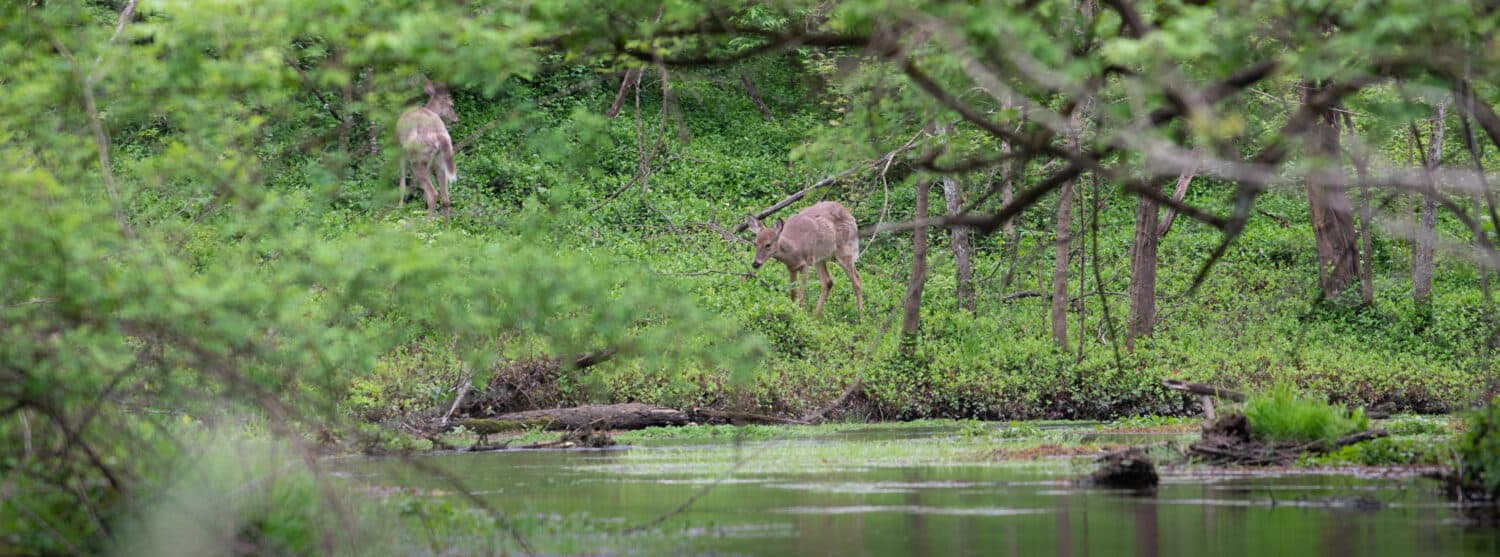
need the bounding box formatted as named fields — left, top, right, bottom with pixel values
left=397, top=108, right=450, bottom=157
left=777, top=201, right=857, bottom=265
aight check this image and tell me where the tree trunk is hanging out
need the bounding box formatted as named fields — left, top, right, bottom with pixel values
left=1155, top=152, right=1201, bottom=239
left=1303, top=80, right=1362, bottom=301
left=606, top=68, right=643, bottom=119
left=1000, top=141, right=1016, bottom=240
left=363, top=67, right=378, bottom=157
left=1415, top=101, right=1448, bottom=303
left=941, top=177, right=975, bottom=311
left=740, top=72, right=775, bottom=121
left=1348, top=115, right=1375, bottom=307
left=1127, top=184, right=1161, bottom=352
left=1051, top=179, right=1073, bottom=351
left=481, top=403, right=690, bottom=431
left=904, top=179, right=932, bottom=337
left=1052, top=105, right=1087, bottom=350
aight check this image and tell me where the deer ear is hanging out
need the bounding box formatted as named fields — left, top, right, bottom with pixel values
left=773, top=218, right=785, bottom=233
left=423, top=79, right=437, bottom=96
left=747, top=214, right=761, bottom=233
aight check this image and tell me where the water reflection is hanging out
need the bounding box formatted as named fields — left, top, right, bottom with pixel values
left=341, top=439, right=1500, bottom=556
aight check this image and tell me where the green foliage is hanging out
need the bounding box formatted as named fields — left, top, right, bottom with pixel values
left=1453, top=397, right=1500, bottom=498
left=1305, top=437, right=1449, bottom=467
left=1245, top=383, right=1371, bottom=444
left=1101, top=415, right=1199, bottom=430
left=9, top=0, right=1500, bottom=553
left=1380, top=415, right=1457, bottom=436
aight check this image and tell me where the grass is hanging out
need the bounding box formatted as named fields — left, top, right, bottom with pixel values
left=1245, top=382, right=1371, bottom=444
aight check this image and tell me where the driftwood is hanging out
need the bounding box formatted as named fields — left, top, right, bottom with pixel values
left=692, top=408, right=810, bottom=425
left=1162, top=379, right=1246, bottom=420
left=488, top=403, right=690, bottom=431
left=1188, top=413, right=1390, bottom=465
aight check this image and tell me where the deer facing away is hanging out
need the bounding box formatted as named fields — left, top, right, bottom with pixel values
left=397, top=79, right=457, bottom=222
left=748, top=201, right=865, bottom=317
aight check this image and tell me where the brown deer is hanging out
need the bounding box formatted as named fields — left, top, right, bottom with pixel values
left=748, top=201, right=865, bottom=317
left=397, top=79, right=457, bottom=222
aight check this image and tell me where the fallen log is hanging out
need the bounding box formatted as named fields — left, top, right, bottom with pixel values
left=486, top=403, right=691, bottom=431
left=1162, top=379, right=1246, bottom=420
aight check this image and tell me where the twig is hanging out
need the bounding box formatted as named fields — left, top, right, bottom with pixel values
left=693, top=220, right=751, bottom=245
left=622, top=442, right=767, bottom=534
left=440, top=370, right=472, bottom=427
left=735, top=136, right=923, bottom=236
left=109, top=0, right=138, bottom=44
left=282, top=55, right=344, bottom=123
left=51, top=37, right=134, bottom=240
left=999, top=290, right=1046, bottom=302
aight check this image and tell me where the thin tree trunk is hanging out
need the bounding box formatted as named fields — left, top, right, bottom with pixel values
left=1415, top=101, right=1447, bottom=303
left=941, top=177, right=975, bottom=311
left=1076, top=177, right=1090, bottom=361
left=1155, top=151, right=1201, bottom=239
left=904, top=179, right=932, bottom=337
left=1303, top=79, right=1362, bottom=300
left=1051, top=178, right=1073, bottom=351
left=1051, top=105, right=1086, bottom=350
left=1000, top=140, right=1016, bottom=239
left=606, top=68, right=643, bottom=119
left=1127, top=182, right=1161, bottom=352
left=740, top=72, right=775, bottom=121
left=1345, top=114, right=1375, bottom=307
left=337, top=54, right=352, bottom=158
left=363, top=67, right=378, bottom=157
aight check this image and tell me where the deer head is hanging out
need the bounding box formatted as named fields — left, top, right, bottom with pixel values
left=747, top=215, right=785, bottom=269
left=423, top=79, right=457, bottom=124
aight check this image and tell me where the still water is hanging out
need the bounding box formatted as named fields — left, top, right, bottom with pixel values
left=343, top=426, right=1499, bottom=556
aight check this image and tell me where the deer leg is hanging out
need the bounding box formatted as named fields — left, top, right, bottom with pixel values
left=814, top=261, right=833, bottom=315
left=415, top=160, right=438, bottom=221
left=437, top=166, right=452, bottom=224
left=836, top=253, right=865, bottom=318
left=798, top=267, right=812, bottom=310
left=399, top=157, right=408, bottom=208
left=787, top=266, right=802, bottom=306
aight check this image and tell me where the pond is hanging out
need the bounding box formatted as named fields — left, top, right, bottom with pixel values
left=340, top=424, right=1499, bottom=556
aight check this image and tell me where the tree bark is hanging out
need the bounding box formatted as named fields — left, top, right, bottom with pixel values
left=1051, top=107, right=1087, bottom=350
left=904, top=179, right=932, bottom=337
left=1155, top=152, right=1200, bottom=239
left=1347, top=114, right=1375, bottom=307
left=740, top=72, right=775, bottom=121
left=1127, top=183, right=1161, bottom=351
left=941, top=177, right=975, bottom=311
left=1415, top=101, right=1448, bottom=303
left=479, top=403, right=689, bottom=431
left=606, top=68, right=643, bottom=119
left=1303, top=80, right=1362, bottom=301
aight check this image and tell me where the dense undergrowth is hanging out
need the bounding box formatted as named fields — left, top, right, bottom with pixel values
left=283, top=58, right=1497, bottom=423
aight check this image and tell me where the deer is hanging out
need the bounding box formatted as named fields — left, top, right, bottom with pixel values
left=747, top=201, right=865, bottom=317
left=397, top=79, right=458, bottom=222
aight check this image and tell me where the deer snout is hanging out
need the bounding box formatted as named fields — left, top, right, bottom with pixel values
left=751, top=260, right=763, bottom=269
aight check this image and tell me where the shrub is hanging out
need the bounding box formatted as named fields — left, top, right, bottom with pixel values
left=1244, top=382, right=1370, bottom=444
left=1452, top=397, right=1500, bottom=499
